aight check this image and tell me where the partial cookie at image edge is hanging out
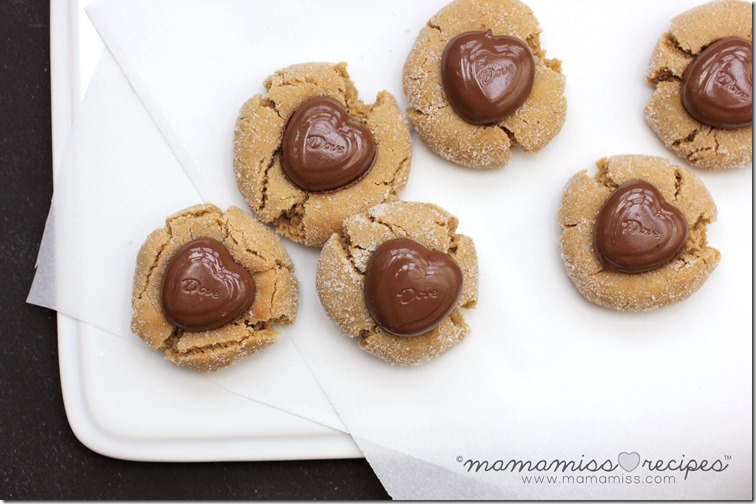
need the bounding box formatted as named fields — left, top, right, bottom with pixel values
left=402, top=0, right=567, bottom=170
left=644, top=0, right=753, bottom=171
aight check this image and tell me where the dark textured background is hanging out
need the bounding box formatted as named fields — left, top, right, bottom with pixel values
left=0, top=1, right=387, bottom=499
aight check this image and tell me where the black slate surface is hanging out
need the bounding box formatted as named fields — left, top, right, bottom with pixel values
left=0, top=1, right=388, bottom=499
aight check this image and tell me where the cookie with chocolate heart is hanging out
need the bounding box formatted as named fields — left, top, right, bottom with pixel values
left=559, top=155, right=720, bottom=311
left=131, top=204, right=298, bottom=371
left=402, top=0, right=567, bottom=169
left=234, top=62, right=412, bottom=247
left=316, top=201, right=478, bottom=365
left=644, top=0, right=752, bottom=170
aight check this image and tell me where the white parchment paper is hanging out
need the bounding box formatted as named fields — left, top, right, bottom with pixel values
left=37, top=0, right=754, bottom=498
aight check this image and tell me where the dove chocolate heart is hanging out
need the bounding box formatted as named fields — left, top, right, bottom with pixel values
left=681, top=37, right=752, bottom=129
left=441, top=30, right=535, bottom=125
left=280, top=96, right=377, bottom=193
left=364, top=238, right=463, bottom=337
left=161, top=238, right=256, bottom=331
left=594, top=180, right=689, bottom=274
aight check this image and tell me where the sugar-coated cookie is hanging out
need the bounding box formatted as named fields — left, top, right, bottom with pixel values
left=559, top=155, right=720, bottom=311
left=234, top=62, right=412, bottom=247
left=131, top=204, right=298, bottom=371
left=316, top=201, right=478, bottom=365
left=403, top=0, right=567, bottom=169
left=645, top=0, right=752, bottom=170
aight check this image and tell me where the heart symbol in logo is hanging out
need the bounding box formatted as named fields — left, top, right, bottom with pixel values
left=364, top=238, right=463, bottom=337
left=441, top=30, right=535, bottom=125
left=281, top=96, right=377, bottom=193
left=594, top=180, right=688, bottom=274
left=161, top=238, right=255, bottom=331
left=681, top=37, right=752, bottom=129
left=618, top=452, right=640, bottom=473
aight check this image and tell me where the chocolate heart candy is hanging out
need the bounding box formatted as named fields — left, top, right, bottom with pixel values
left=682, top=37, right=752, bottom=129
left=281, top=96, right=377, bottom=193
left=594, top=180, right=689, bottom=274
left=161, top=238, right=255, bottom=331
left=364, top=238, right=463, bottom=337
left=441, top=30, right=535, bottom=125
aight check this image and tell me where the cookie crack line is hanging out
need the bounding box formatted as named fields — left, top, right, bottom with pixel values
left=259, top=97, right=284, bottom=121
left=269, top=67, right=351, bottom=110
left=669, top=33, right=698, bottom=59
left=449, top=309, right=464, bottom=328
left=651, top=69, right=681, bottom=84
left=651, top=34, right=696, bottom=83
left=272, top=76, right=334, bottom=95
left=409, top=102, right=450, bottom=118
left=173, top=211, right=225, bottom=243
left=673, top=169, right=683, bottom=201
left=687, top=147, right=715, bottom=164
left=222, top=226, right=291, bottom=273
left=498, top=124, right=517, bottom=145
left=136, top=234, right=171, bottom=302
left=297, top=190, right=311, bottom=223
left=244, top=319, right=275, bottom=329
left=671, top=126, right=709, bottom=147
left=168, top=208, right=218, bottom=230
left=668, top=122, right=723, bottom=164
left=172, top=337, right=246, bottom=357
left=440, top=219, right=461, bottom=254
left=371, top=155, right=411, bottom=191
left=596, top=171, right=619, bottom=190
left=426, top=19, right=442, bottom=33
left=333, top=234, right=383, bottom=338
left=258, top=147, right=280, bottom=212
left=357, top=327, right=384, bottom=346
left=341, top=227, right=367, bottom=275
left=167, top=317, right=280, bottom=356
left=690, top=213, right=715, bottom=234
left=372, top=214, right=412, bottom=241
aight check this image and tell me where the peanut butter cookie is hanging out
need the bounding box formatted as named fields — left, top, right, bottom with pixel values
left=316, top=201, right=478, bottom=365
left=234, top=62, right=412, bottom=247
left=403, top=0, right=567, bottom=169
left=559, top=155, right=720, bottom=311
left=131, top=204, right=298, bottom=371
left=645, top=0, right=752, bottom=170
